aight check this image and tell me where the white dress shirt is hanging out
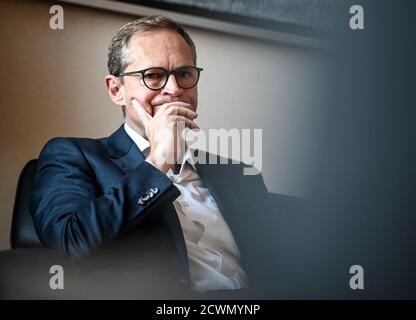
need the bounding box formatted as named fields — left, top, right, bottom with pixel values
left=124, top=123, right=247, bottom=293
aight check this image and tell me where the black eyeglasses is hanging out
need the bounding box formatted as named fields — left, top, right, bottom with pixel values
left=117, top=66, right=203, bottom=90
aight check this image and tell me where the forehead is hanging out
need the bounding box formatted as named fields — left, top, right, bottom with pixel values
left=127, top=29, right=194, bottom=69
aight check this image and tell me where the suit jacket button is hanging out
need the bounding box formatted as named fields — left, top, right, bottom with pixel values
left=138, top=188, right=159, bottom=205
left=142, top=193, right=150, bottom=201
left=138, top=193, right=150, bottom=205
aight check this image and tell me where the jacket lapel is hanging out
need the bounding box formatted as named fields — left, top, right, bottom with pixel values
left=106, top=125, right=145, bottom=174
left=105, top=125, right=189, bottom=282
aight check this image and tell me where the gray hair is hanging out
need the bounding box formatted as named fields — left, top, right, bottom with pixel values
left=107, top=15, right=197, bottom=77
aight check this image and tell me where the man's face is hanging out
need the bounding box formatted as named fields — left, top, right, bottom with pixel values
left=113, top=29, right=198, bottom=135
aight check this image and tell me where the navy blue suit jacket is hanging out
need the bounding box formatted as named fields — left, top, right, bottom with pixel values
left=30, top=125, right=269, bottom=289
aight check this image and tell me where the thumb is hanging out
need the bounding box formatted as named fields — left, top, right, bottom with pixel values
left=131, top=99, right=152, bottom=138
left=132, top=98, right=152, bottom=123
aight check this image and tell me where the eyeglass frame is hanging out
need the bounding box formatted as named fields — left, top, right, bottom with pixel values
left=117, top=66, right=204, bottom=91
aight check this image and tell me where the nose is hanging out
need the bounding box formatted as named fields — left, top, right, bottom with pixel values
left=161, top=73, right=183, bottom=96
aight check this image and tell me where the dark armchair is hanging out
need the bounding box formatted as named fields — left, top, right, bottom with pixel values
left=10, top=159, right=43, bottom=249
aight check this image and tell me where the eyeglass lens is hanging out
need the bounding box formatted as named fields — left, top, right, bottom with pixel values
left=143, top=67, right=200, bottom=89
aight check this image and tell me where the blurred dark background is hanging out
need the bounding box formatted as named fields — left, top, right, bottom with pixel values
left=270, top=0, right=416, bottom=298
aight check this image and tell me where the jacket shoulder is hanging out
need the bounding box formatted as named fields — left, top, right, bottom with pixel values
left=39, top=136, right=107, bottom=156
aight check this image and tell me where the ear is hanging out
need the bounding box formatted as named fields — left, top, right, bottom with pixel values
left=105, top=75, right=125, bottom=106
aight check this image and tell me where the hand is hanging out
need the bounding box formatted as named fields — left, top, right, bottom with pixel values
left=132, top=99, right=199, bottom=173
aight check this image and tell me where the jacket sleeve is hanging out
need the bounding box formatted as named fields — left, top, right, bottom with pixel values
left=29, top=137, right=180, bottom=258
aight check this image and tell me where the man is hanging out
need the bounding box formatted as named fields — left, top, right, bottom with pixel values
left=30, top=16, right=270, bottom=298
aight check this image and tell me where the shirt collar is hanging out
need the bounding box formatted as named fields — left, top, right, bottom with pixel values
left=124, top=122, right=150, bottom=154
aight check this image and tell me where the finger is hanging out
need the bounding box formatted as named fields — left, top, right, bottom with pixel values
left=166, top=106, right=198, bottom=119
left=171, top=115, right=200, bottom=130
left=132, top=99, right=152, bottom=124
left=158, top=102, right=194, bottom=114
left=161, top=101, right=192, bottom=108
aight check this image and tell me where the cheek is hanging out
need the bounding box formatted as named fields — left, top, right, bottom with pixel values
left=129, top=90, right=159, bottom=115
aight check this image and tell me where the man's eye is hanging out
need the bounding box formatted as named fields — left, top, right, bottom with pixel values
left=144, top=73, right=164, bottom=80
left=177, top=71, right=192, bottom=78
